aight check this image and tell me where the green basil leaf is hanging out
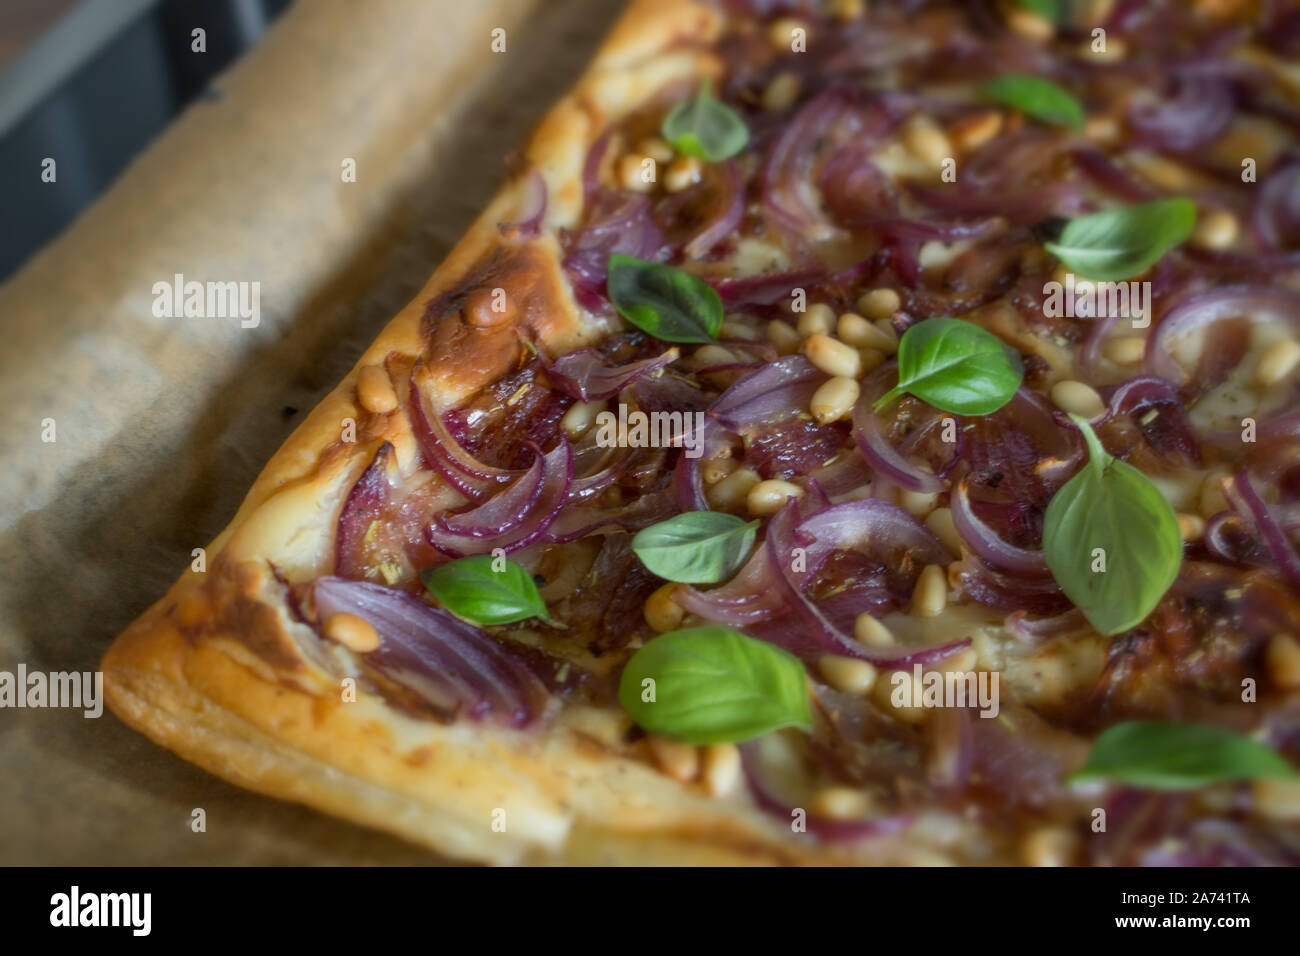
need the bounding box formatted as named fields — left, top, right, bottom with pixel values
left=980, top=74, right=1085, bottom=130
left=1015, top=0, right=1063, bottom=21
left=1045, top=197, right=1197, bottom=281
left=1043, top=416, right=1181, bottom=636
left=422, top=555, right=550, bottom=626
left=660, top=80, right=749, bottom=162
left=632, top=512, right=759, bottom=584
left=618, top=626, right=812, bottom=744
left=1070, top=720, right=1299, bottom=790
left=607, top=254, right=723, bottom=344
left=874, top=316, right=1023, bottom=415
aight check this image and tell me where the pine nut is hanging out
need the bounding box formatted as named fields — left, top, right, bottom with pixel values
left=618, top=153, right=655, bottom=192
left=1050, top=379, right=1106, bottom=418
left=561, top=399, right=605, bottom=439
left=356, top=365, right=398, bottom=414
left=873, top=667, right=926, bottom=723
left=837, top=312, right=896, bottom=352
left=1255, top=338, right=1300, bottom=386
left=1007, top=7, right=1055, bottom=41
left=912, top=564, right=948, bottom=618
left=873, top=317, right=900, bottom=352
left=1084, top=113, right=1120, bottom=145
left=949, top=109, right=1003, bottom=153
left=901, top=113, right=952, bottom=168
left=1020, top=826, right=1078, bottom=867
left=1192, top=208, right=1239, bottom=250
left=857, top=347, right=887, bottom=375
left=900, top=488, right=939, bottom=517
left=809, top=786, right=872, bottom=820
left=854, top=613, right=896, bottom=648
left=693, top=344, right=735, bottom=367
left=1176, top=512, right=1205, bottom=541
left=1129, top=151, right=1194, bottom=191
left=938, top=647, right=978, bottom=675
left=708, top=467, right=761, bottom=511
left=810, top=376, right=860, bottom=424
left=323, top=612, right=381, bottom=653
left=701, top=456, right=735, bottom=486
left=1200, top=469, right=1230, bottom=517
left=1102, top=335, right=1146, bottom=365
left=829, top=0, right=864, bottom=20
left=818, top=654, right=878, bottom=695
left=701, top=743, right=742, bottom=797
left=747, top=478, right=805, bottom=516
left=857, top=287, right=901, bottom=320
left=1080, top=35, right=1127, bottom=60
left=766, top=319, right=802, bottom=355
left=637, top=136, right=674, bottom=164
left=926, top=507, right=964, bottom=557
left=664, top=155, right=701, bottom=194
left=804, top=333, right=862, bottom=378
left=797, top=302, right=836, bottom=337
left=1266, top=634, right=1300, bottom=689
left=768, top=17, right=808, bottom=52
left=647, top=735, right=699, bottom=782
left=1251, top=777, right=1300, bottom=822
left=762, top=71, right=801, bottom=112
left=644, top=582, right=684, bottom=633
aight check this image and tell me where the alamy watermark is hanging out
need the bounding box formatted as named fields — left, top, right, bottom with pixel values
left=890, top=664, right=1000, bottom=718
left=152, top=272, right=260, bottom=328
left=1042, top=273, right=1151, bottom=328
left=0, top=664, right=103, bottom=718
left=594, top=403, right=707, bottom=458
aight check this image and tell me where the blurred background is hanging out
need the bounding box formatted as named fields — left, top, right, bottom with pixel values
left=0, top=0, right=292, bottom=280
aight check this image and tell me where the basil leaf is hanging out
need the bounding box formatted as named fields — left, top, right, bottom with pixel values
left=1070, top=720, right=1299, bottom=790
left=1045, top=198, right=1197, bottom=281
left=618, top=626, right=812, bottom=744
left=660, top=81, right=749, bottom=162
left=632, top=512, right=759, bottom=584
left=1043, top=416, right=1181, bottom=636
left=874, top=316, right=1023, bottom=415
left=607, top=254, right=723, bottom=344
left=1015, top=0, right=1063, bottom=21
left=422, top=555, right=551, bottom=626
left=980, top=74, right=1085, bottom=130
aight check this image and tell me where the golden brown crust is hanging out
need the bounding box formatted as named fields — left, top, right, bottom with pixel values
left=103, top=0, right=916, bottom=865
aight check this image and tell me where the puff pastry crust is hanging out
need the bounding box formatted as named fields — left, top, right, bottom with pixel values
left=102, top=0, right=882, bottom=866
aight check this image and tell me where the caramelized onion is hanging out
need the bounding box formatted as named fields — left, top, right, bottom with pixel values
left=313, top=576, right=548, bottom=727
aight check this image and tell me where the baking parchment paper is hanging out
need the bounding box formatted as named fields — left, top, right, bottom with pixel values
left=0, top=0, right=625, bottom=865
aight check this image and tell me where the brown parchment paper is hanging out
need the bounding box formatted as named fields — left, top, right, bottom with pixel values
left=0, top=0, right=626, bottom=865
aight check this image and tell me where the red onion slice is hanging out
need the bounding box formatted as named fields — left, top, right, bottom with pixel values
left=1127, top=74, right=1234, bottom=152
left=851, top=363, right=944, bottom=494
left=709, top=354, right=825, bottom=432
left=950, top=477, right=1049, bottom=576
left=437, top=443, right=546, bottom=539
left=1144, top=285, right=1300, bottom=384
left=1254, top=161, right=1300, bottom=253
left=540, top=346, right=678, bottom=402
left=335, top=442, right=394, bottom=579
left=312, top=576, right=548, bottom=727
left=1225, top=471, right=1300, bottom=590
left=409, top=376, right=518, bottom=499
left=672, top=417, right=732, bottom=512
left=738, top=741, right=914, bottom=842
left=682, top=160, right=746, bottom=260
left=427, top=440, right=573, bottom=556
left=764, top=500, right=970, bottom=666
